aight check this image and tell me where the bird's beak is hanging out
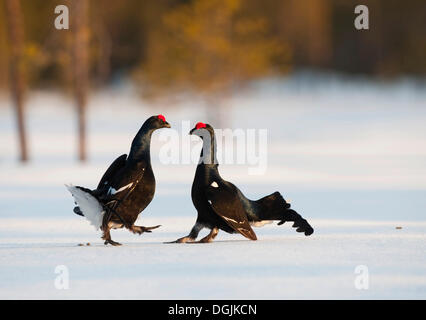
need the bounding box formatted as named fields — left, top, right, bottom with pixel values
left=189, top=127, right=196, bottom=135
left=164, top=121, right=171, bottom=128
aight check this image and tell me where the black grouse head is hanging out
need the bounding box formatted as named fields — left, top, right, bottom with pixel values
left=146, top=114, right=171, bottom=130
left=189, top=122, right=214, bottom=140
left=190, top=122, right=217, bottom=165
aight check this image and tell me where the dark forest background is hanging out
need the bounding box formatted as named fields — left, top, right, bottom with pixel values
left=1, top=0, right=425, bottom=91
left=1, top=0, right=425, bottom=162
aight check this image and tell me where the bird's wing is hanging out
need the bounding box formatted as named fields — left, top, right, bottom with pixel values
left=101, top=163, right=146, bottom=206
left=205, top=181, right=257, bottom=240
left=96, top=154, right=127, bottom=190
left=98, top=163, right=146, bottom=226
left=98, top=162, right=147, bottom=228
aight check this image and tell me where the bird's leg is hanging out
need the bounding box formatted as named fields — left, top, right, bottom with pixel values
left=190, top=227, right=219, bottom=243
left=129, top=224, right=161, bottom=235
left=165, top=222, right=203, bottom=243
left=101, top=227, right=121, bottom=246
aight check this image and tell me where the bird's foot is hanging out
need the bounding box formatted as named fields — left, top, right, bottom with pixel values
left=104, top=239, right=122, bottom=246
left=164, top=236, right=195, bottom=244
left=170, top=228, right=218, bottom=244
left=188, top=228, right=218, bottom=243
left=130, top=225, right=161, bottom=235
left=187, top=238, right=212, bottom=244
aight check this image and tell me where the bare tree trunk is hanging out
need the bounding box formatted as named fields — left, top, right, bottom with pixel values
left=4, top=0, right=28, bottom=162
left=280, top=0, right=332, bottom=67
left=95, top=20, right=112, bottom=85
left=72, top=0, right=89, bottom=162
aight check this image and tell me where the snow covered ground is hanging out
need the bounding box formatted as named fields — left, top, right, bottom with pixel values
left=0, top=75, right=425, bottom=299
left=1, top=217, right=425, bottom=299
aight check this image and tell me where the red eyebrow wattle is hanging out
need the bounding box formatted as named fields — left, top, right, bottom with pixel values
left=195, top=122, right=206, bottom=129
left=157, top=114, right=166, bottom=122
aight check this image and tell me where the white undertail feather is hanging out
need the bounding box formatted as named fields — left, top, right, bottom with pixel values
left=250, top=220, right=273, bottom=227
left=65, top=184, right=104, bottom=230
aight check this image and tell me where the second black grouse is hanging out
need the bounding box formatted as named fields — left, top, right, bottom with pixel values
left=170, top=122, right=314, bottom=243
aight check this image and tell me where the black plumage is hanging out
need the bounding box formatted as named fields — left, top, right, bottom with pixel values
left=68, top=115, right=170, bottom=246
left=170, top=122, right=314, bottom=243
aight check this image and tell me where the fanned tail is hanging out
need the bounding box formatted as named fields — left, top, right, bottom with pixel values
left=65, top=184, right=104, bottom=230
left=278, top=209, right=314, bottom=236
left=255, top=191, right=314, bottom=236
left=256, top=191, right=291, bottom=213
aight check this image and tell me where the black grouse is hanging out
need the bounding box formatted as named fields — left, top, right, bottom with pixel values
left=170, top=122, right=314, bottom=243
left=67, top=115, right=171, bottom=246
